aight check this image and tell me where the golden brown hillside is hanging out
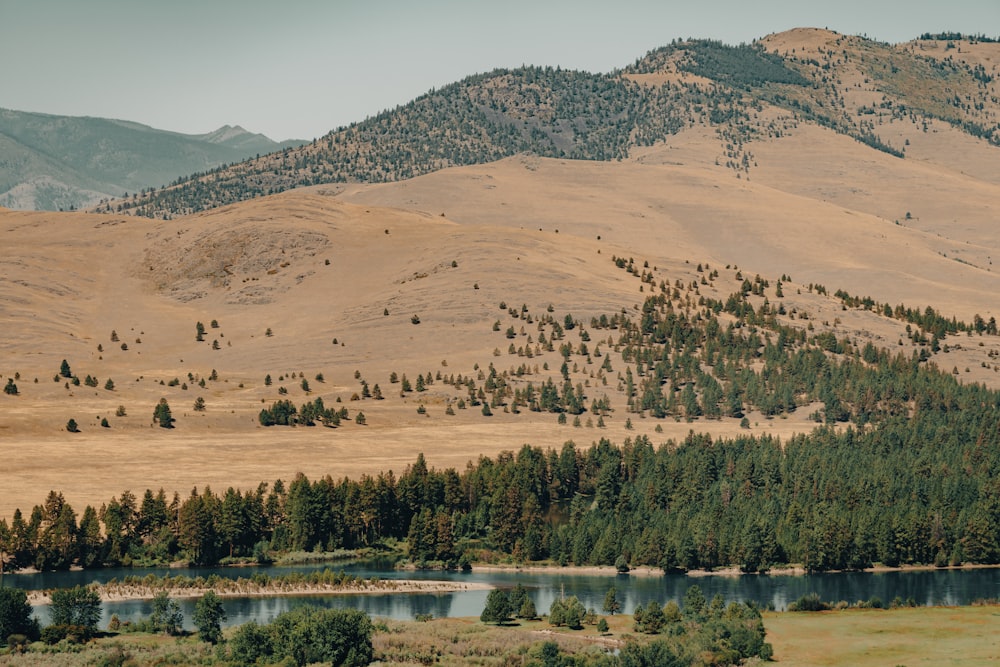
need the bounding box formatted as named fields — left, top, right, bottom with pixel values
left=3, top=28, right=1000, bottom=524
left=4, top=158, right=1000, bottom=522
left=102, top=29, right=1000, bottom=220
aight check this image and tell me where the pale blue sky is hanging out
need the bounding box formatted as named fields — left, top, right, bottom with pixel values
left=2, top=0, right=997, bottom=140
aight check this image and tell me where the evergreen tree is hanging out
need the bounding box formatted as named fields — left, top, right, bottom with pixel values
left=603, top=586, right=621, bottom=615
left=562, top=595, right=586, bottom=629
left=480, top=589, right=512, bottom=625
left=639, top=599, right=665, bottom=634
left=509, top=584, right=529, bottom=617
left=153, top=398, right=174, bottom=428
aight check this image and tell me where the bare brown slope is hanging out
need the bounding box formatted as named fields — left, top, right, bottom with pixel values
left=333, top=153, right=1000, bottom=322
left=4, top=194, right=789, bottom=520
left=3, top=179, right=1000, bottom=521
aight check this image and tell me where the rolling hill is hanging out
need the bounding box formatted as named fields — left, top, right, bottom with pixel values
left=108, top=29, right=1000, bottom=219
left=1, top=28, right=999, bottom=550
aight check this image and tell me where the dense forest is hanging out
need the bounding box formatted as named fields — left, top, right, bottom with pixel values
left=4, top=258, right=999, bottom=573
left=103, top=34, right=1000, bottom=218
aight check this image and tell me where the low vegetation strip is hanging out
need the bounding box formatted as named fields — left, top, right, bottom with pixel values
left=24, top=569, right=490, bottom=604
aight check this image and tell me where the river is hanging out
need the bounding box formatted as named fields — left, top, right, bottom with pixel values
left=5, top=562, right=999, bottom=629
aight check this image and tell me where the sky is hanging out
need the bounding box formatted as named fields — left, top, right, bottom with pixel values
left=2, top=0, right=998, bottom=141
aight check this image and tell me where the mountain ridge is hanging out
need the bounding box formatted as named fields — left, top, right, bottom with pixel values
left=104, top=28, right=999, bottom=219
left=0, top=108, right=304, bottom=211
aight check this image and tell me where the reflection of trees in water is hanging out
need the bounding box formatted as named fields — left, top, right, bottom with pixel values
left=24, top=567, right=998, bottom=629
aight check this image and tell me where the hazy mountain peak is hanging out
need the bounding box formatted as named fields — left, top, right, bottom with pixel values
left=199, top=124, right=255, bottom=143
left=0, top=109, right=303, bottom=211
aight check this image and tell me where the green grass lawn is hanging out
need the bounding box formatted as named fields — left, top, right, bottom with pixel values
left=764, top=605, right=1000, bottom=666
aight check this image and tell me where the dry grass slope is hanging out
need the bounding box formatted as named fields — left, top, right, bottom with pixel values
left=2, top=27, right=999, bottom=522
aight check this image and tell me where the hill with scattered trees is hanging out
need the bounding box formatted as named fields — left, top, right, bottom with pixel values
left=103, top=29, right=1000, bottom=219
left=3, top=185, right=1000, bottom=572
left=2, top=28, right=1000, bottom=580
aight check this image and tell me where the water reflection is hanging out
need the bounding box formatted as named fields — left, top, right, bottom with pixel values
left=12, top=563, right=1000, bottom=628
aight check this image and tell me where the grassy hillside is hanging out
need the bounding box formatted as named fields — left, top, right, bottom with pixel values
left=2, top=178, right=1000, bottom=526
left=2, top=28, right=999, bottom=576
left=0, top=109, right=302, bottom=211
left=110, top=29, right=1000, bottom=219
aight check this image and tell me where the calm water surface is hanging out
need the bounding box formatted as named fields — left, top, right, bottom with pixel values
left=6, top=562, right=999, bottom=629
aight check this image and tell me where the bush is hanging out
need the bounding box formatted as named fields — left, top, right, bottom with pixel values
left=41, top=623, right=91, bottom=644
left=226, top=607, right=373, bottom=667
left=787, top=593, right=831, bottom=612
left=6, top=633, right=30, bottom=653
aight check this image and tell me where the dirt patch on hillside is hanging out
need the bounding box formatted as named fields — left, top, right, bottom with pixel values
left=135, top=221, right=329, bottom=303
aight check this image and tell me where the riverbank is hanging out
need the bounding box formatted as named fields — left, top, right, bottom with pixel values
left=25, top=576, right=491, bottom=605
left=473, top=560, right=1000, bottom=578
left=687, top=561, right=1000, bottom=578
left=472, top=563, right=663, bottom=577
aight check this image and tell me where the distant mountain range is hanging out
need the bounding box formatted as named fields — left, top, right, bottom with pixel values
left=0, top=108, right=303, bottom=210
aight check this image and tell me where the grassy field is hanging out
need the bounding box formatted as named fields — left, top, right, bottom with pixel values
left=2, top=606, right=999, bottom=666
left=764, top=606, right=1000, bottom=666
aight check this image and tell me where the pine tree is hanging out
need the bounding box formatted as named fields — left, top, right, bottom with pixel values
left=480, top=589, right=512, bottom=625
left=603, top=586, right=621, bottom=615
left=153, top=398, right=174, bottom=428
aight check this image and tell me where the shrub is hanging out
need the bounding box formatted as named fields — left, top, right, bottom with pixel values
left=41, top=623, right=92, bottom=644
left=227, top=607, right=373, bottom=667
left=787, top=593, right=831, bottom=612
